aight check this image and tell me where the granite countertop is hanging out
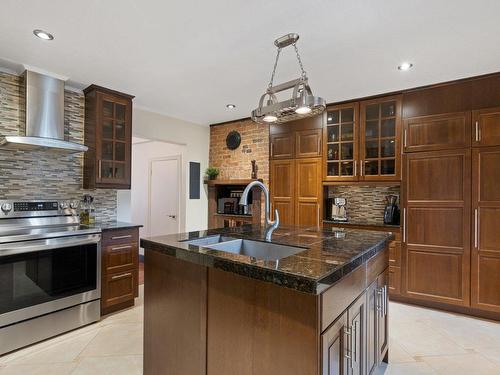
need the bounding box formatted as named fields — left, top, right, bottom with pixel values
left=323, top=220, right=400, bottom=229
left=86, top=221, right=143, bottom=231
left=140, top=224, right=393, bottom=294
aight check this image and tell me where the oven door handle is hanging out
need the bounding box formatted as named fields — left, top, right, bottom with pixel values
left=0, top=234, right=101, bottom=257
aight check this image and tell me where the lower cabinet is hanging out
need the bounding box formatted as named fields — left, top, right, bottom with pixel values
left=322, top=311, right=349, bottom=375
left=321, top=268, right=388, bottom=375
left=101, top=227, right=140, bottom=315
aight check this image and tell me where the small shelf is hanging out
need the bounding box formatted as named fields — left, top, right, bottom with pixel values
left=204, top=178, right=262, bottom=186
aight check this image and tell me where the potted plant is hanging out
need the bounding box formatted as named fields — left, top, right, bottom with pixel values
left=206, top=167, right=220, bottom=180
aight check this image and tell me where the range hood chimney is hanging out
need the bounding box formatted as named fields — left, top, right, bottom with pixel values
left=0, top=70, right=88, bottom=153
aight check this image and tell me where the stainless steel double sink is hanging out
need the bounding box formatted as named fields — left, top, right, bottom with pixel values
left=181, top=235, right=304, bottom=261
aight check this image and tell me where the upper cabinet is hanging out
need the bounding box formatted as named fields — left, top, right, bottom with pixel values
left=323, top=95, right=402, bottom=182
left=323, top=103, right=359, bottom=181
left=360, top=96, right=402, bottom=181
left=270, top=133, right=295, bottom=159
left=403, top=112, right=471, bottom=152
left=84, top=85, right=134, bottom=189
left=472, top=107, right=500, bottom=147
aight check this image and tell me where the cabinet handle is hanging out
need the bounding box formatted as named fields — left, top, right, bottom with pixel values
left=360, top=160, right=364, bottom=176
left=404, top=129, right=408, bottom=148
left=111, top=234, right=132, bottom=240
left=377, top=288, right=383, bottom=316
left=354, top=160, right=357, bottom=177
left=110, top=245, right=133, bottom=251
left=271, top=142, right=274, bottom=157
left=352, top=322, right=357, bottom=364
left=402, top=208, right=406, bottom=243
left=317, top=204, right=320, bottom=227
left=474, top=208, right=479, bottom=248
left=475, top=121, right=479, bottom=142
left=111, top=272, right=132, bottom=280
left=383, top=285, right=388, bottom=316
left=98, top=160, right=102, bottom=179
left=344, top=326, right=352, bottom=360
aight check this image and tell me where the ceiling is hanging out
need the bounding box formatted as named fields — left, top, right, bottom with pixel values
left=1, top=0, right=500, bottom=126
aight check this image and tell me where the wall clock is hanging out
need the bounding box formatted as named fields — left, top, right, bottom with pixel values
left=226, top=130, right=241, bottom=150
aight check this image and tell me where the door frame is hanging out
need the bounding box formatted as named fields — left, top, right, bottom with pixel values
left=147, top=155, right=183, bottom=237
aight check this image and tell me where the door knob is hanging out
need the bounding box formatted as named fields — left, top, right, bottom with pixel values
left=167, top=214, right=176, bottom=219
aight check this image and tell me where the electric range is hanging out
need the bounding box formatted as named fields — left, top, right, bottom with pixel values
left=0, top=199, right=102, bottom=355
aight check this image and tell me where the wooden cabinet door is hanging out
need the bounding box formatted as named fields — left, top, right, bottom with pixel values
left=96, top=92, right=132, bottom=188
left=347, top=293, right=366, bottom=375
left=321, top=312, right=349, bottom=375
left=471, top=147, right=500, bottom=312
left=360, top=95, right=402, bottom=181
left=403, top=111, right=471, bottom=152
left=295, top=158, right=322, bottom=227
left=270, top=133, right=295, bottom=159
left=473, top=107, right=500, bottom=147
left=102, top=269, right=137, bottom=310
left=296, top=129, right=322, bottom=158
left=402, top=150, right=471, bottom=306
left=103, top=241, right=139, bottom=274
left=324, top=103, right=359, bottom=182
left=270, top=159, right=295, bottom=225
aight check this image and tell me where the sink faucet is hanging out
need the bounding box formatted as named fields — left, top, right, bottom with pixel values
left=240, top=181, right=279, bottom=241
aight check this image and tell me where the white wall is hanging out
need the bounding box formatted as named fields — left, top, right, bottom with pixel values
left=117, top=107, right=209, bottom=233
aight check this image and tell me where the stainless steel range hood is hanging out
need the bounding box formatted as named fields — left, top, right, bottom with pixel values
left=0, top=70, right=88, bottom=153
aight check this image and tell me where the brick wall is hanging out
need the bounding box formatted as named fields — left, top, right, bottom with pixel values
left=209, top=119, right=269, bottom=185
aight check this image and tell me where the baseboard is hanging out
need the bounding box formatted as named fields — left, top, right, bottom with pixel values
left=389, top=294, right=500, bottom=321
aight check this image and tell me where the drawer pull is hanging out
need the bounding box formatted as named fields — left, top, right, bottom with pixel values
left=111, top=272, right=132, bottom=280
left=110, top=245, right=133, bottom=251
left=111, top=235, right=132, bottom=240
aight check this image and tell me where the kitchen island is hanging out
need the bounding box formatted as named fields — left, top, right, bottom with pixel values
left=141, top=224, right=393, bottom=375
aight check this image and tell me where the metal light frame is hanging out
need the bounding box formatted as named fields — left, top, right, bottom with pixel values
left=251, top=33, right=325, bottom=124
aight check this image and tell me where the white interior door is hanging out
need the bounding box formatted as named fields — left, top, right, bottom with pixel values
left=149, top=157, right=180, bottom=237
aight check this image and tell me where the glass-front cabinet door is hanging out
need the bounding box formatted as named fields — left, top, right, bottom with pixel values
left=323, top=103, right=359, bottom=181
left=360, top=96, right=402, bottom=181
left=97, top=93, right=131, bottom=187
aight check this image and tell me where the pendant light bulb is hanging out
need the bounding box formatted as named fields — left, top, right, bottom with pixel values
left=263, top=114, right=278, bottom=123
left=295, top=106, right=312, bottom=115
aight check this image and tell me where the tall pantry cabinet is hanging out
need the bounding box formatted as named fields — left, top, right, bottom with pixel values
left=270, top=116, right=323, bottom=227
left=401, top=81, right=500, bottom=315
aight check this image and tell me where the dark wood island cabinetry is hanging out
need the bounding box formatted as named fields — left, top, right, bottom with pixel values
left=141, top=225, right=391, bottom=375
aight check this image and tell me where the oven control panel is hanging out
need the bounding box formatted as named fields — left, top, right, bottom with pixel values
left=0, top=199, right=79, bottom=218
left=14, top=201, right=59, bottom=212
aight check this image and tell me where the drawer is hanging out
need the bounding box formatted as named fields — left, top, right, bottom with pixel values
left=102, top=269, right=137, bottom=310
left=103, top=242, right=138, bottom=274
left=388, top=266, right=401, bottom=296
left=389, top=241, right=401, bottom=266
left=102, top=228, right=139, bottom=246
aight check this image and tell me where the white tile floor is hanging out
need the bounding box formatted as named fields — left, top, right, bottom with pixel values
left=1, top=287, right=499, bottom=375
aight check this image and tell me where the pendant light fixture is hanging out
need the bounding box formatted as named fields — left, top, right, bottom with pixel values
left=251, top=33, right=325, bottom=124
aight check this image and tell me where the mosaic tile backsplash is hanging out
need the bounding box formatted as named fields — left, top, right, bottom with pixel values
left=0, top=72, right=117, bottom=221
left=326, top=185, right=401, bottom=225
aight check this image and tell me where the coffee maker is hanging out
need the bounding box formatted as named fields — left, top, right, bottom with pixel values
left=327, top=197, right=348, bottom=222
left=383, top=195, right=400, bottom=225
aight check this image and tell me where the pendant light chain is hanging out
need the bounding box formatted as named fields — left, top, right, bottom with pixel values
left=268, top=43, right=308, bottom=92
left=293, top=43, right=307, bottom=79
left=268, top=48, right=282, bottom=91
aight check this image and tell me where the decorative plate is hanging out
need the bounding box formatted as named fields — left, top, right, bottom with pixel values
left=226, top=130, right=241, bottom=150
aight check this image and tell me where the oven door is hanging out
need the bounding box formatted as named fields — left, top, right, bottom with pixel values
left=0, top=234, right=101, bottom=327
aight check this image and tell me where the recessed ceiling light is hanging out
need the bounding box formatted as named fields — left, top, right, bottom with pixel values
left=398, top=62, right=413, bottom=71
left=33, top=29, right=54, bottom=40
left=226, top=104, right=236, bottom=109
